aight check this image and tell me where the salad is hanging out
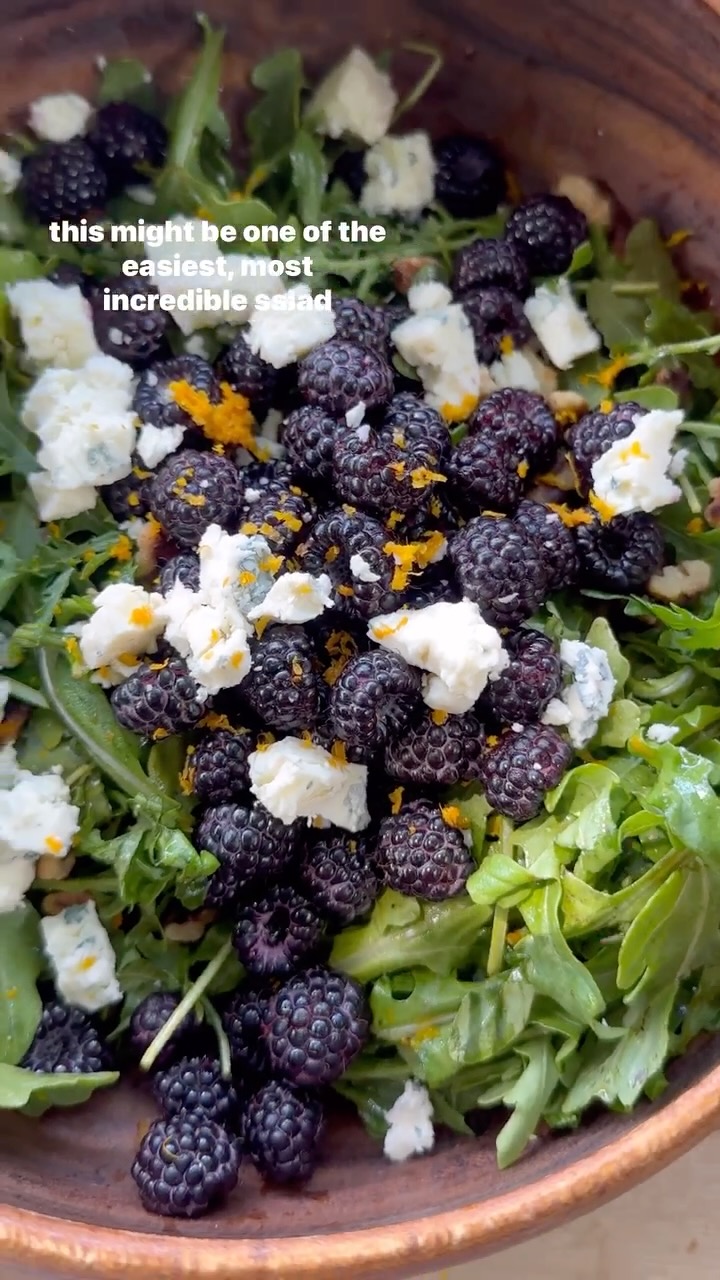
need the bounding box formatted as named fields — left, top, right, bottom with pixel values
left=1, top=14, right=720, bottom=1222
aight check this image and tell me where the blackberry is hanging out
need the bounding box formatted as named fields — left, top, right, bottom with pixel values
left=87, top=101, right=168, bottom=191
left=222, top=982, right=271, bottom=1077
left=91, top=276, right=170, bottom=367
left=149, top=449, right=242, bottom=547
left=111, top=658, right=207, bottom=738
left=330, top=649, right=422, bottom=757
left=262, top=966, right=369, bottom=1085
left=480, top=723, right=572, bottom=820
left=131, top=1115, right=239, bottom=1219
left=238, top=482, right=314, bottom=556
left=301, top=831, right=378, bottom=923
left=333, top=403, right=448, bottom=515
left=484, top=629, right=563, bottom=725
left=191, top=727, right=254, bottom=804
left=244, top=1081, right=324, bottom=1185
left=453, top=237, right=531, bottom=298
left=158, top=552, right=201, bottom=594
left=153, top=1056, right=238, bottom=1129
left=514, top=499, right=579, bottom=591
left=22, top=1002, right=112, bottom=1074
left=47, top=261, right=92, bottom=292
left=233, top=885, right=324, bottom=977
left=469, top=388, right=558, bottom=468
left=567, top=402, right=644, bottom=492
left=447, top=430, right=525, bottom=512
left=100, top=461, right=153, bottom=521
left=385, top=707, right=486, bottom=786
left=450, top=516, right=549, bottom=628
left=298, top=339, right=394, bottom=416
left=332, top=297, right=389, bottom=351
left=298, top=509, right=406, bottom=619
left=331, top=148, right=366, bottom=200
left=196, top=801, right=301, bottom=906
left=375, top=798, right=474, bottom=900
left=461, top=287, right=532, bottom=364
left=134, top=354, right=220, bottom=433
left=240, top=625, right=322, bottom=732
left=433, top=134, right=506, bottom=218
left=128, top=992, right=194, bottom=1069
left=505, top=194, right=587, bottom=277
left=281, top=405, right=339, bottom=488
left=574, top=512, right=665, bottom=591
left=20, top=139, right=108, bottom=222
left=217, top=336, right=279, bottom=421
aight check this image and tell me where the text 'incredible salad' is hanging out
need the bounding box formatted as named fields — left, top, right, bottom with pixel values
left=0, top=15, right=719, bottom=1220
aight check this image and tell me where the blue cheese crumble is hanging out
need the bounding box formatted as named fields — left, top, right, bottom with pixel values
left=40, top=900, right=122, bottom=1013
left=543, top=639, right=616, bottom=748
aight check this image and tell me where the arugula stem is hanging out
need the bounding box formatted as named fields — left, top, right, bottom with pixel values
left=486, top=818, right=514, bottom=978
left=139, top=938, right=232, bottom=1072
left=630, top=666, right=696, bottom=699
left=626, top=333, right=720, bottom=368
left=610, top=281, right=661, bottom=297
left=393, top=44, right=443, bottom=122
left=33, top=875, right=119, bottom=893
left=2, top=677, right=48, bottom=710
left=202, top=997, right=232, bottom=1080
left=165, top=14, right=225, bottom=172
left=678, top=472, right=702, bottom=514
left=680, top=420, right=720, bottom=439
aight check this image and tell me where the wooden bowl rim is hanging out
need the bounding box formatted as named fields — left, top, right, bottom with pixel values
left=1, top=1059, right=719, bottom=1276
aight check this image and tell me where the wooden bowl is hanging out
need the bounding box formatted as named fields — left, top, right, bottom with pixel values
left=2, top=0, right=720, bottom=1274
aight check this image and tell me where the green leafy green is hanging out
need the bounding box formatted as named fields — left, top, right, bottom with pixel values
left=330, top=893, right=490, bottom=983
left=247, top=49, right=303, bottom=169
left=0, top=906, right=42, bottom=1065
left=0, top=1063, right=118, bottom=1114
left=97, top=57, right=155, bottom=109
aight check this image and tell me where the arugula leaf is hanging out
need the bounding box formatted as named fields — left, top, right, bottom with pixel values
left=518, top=883, right=605, bottom=1025
left=617, top=862, right=718, bottom=998
left=624, top=220, right=681, bottom=301
left=0, top=906, right=42, bottom=1065
left=0, top=1062, right=118, bottom=1115
left=495, top=1038, right=559, bottom=1169
left=97, top=58, right=155, bottom=109
left=466, top=855, right=544, bottom=909
left=370, top=972, right=474, bottom=1044
left=246, top=49, right=303, bottom=169
left=585, top=279, right=648, bottom=352
left=289, top=130, right=328, bottom=225
left=449, top=971, right=535, bottom=1066
left=631, top=594, right=720, bottom=652
left=641, top=740, right=720, bottom=864
left=330, top=893, right=491, bottom=983
left=0, top=373, right=35, bottom=477
left=0, top=248, right=44, bottom=286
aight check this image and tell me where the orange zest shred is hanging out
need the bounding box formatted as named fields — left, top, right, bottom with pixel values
left=686, top=516, right=706, bottom=535
left=499, top=334, right=515, bottom=356
left=337, top=584, right=355, bottom=597
left=386, top=510, right=405, bottom=530
left=272, top=509, right=303, bottom=531
left=371, top=615, right=409, bottom=641
left=169, top=378, right=258, bottom=451
left=152, top=727, right=170, bottom=741
left=409, top=466, right=446, bottom=489
left=185, top=493, right=207, bottom=508
left=239, top=570, right=256, bottom=586
left=389, top=786, right=404, bottom=815
left=383, top=531, right=446, bottom=590
left=388, top=460, right=406, bottom=478
left=330, top=740, right=348, bottom=765
left=129, top=605, right=154, bottom=627
left=324, top=544, right=340, bottom=563
left=258, top=554, right=284, bottom=574
left=44, top=835, right=64, bottom=855
left=431, top=709, right=449, bottom=725
left=516, top=460, right=529, bottom=480
left=665, top=228, right=692, bottom=248
left=582, top=354, right=628, bottom=389
left=440, top=804, right=470, bottom=830
left=589, top=491, right=617, bottom=522
left=179, top=749, right=196, bottom=796
left=199, top=712, right=235, bottom=731
left=618, top=440, right=649, bottom=463
left=546, top=502, right=594, bottom=528
left=439, top=391, right=479, bottom=424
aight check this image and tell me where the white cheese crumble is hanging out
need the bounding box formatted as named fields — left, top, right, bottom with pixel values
left=368, top=599, right=509, bottom=714
left=345, top=402, right=366, bottom=429
left=648, top=558, right=713, bottom=602
left=383, top=1081, right=435, bottom=1163
left=141, top=218, right=284, bottom=334
left=245, top=286, right=336, bottom=368
left=0, top=859, right=37, bottom=915
left=7, top=281, right=99, bottom=369
left=307, top=47, right=397, bottom=146
left=591, top=409, right=684, bottom=515
left=78, top=583, right=165, bottom=677
left=197, top=524, right=277, bottom=615
left=360, top=132, right=436, bottom=220
left=136, top=423, right=185, bottom=468
left=542, top=639, right=616, bottom=748
left=22, top=354, right=138, bottom=520
left=248, top=572, right=333, bottom=624
left=524, top=278, right=601, bottom=370
left=41, top=900, right=122, bottom=1013
left=0, top=148, right=21, bottom=194
left=161, top=583, right=251, bottom=696
left=349, top=553, right=381, bottom=584
left=392, top=294, right=488, bottom=421
left=0, top=745, right=79, bottom=866
left=646, top=723, right=680, bottom=744
left=29, top=92, right=93, bottom=142
left=248, top=737, right=370, bottom=832
left=407, top=281, right=453, bottom=312
left=490, top=346, right=558, bottom=396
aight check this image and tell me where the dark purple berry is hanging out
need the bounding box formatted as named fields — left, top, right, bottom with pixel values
left=281, top=405, right=339, bottom=488
left=298, top=340, right=394, bottom=416
left=301, top=831, right=378, bottom=923
left=233, top=885, right=325, bottom=977
left=240, top=625, right=322, bottom=732
left=134, top=355, right=220, bottom=433
left=22, top=1002, right=112, bottom=1074
left=262, top=967, right=369, bottom=1086
left=128, top=992, right=194, bottom=1070
left=575, top=512, right=665, bottom=592
left=385, top=707, right=486, bottom=786
left=91, top=275, right=170, bottom=367
left=505, top=194, right=587, bottom=276
left=87, top=101, right=167, bottom=191
left=244, top=1081, right=324, bottom=1184
left=110, top=657, right=207, bottom=738
left=330, top=649, right=422, bottom=757
left=221, top=982, right=271, bottom=1077
left=153, top=1056, right=238, bottom=1128
left=450, top=515, right=549, bottom=628
left=461, top=287, right=532, bottom=364
left=513, top=499, right=579, bottom=591
left=484, top=629, right=563, bottom=725
left=480, top=723, right=572, bottom=820
left=20, top=139, right=108, bottom=222
left=434, top=134, right=506, bottom=218
left=375, top=798, right=474, bottom=900
left=217, top=335, right=279, bottom=421
left=131, top=1115, right=239, bottom=1218
left=567, top=402, right=645, bottom=493
left=190, top=727, right=254, bottom=804
left=149, top=448, right=242, bottom=547
left=453, top=237, right=531, bottom=298
left=196, top=802, right=301, bottom=906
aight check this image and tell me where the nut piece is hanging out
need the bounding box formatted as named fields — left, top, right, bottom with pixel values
left=41, top=888, right=91, bottom=916
left=648, top=559, right=713, bottom=602
left=548, top=389, right=589, bottom=421
left=36, top=852, right=76, bottom=881
left=553, top=174, right=613, bottom=229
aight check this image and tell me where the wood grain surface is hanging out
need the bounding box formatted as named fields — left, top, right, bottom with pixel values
left=1, top=0, right=720, bottom=1275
